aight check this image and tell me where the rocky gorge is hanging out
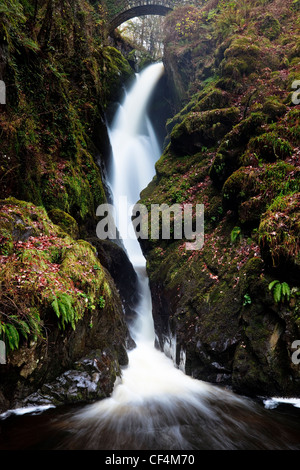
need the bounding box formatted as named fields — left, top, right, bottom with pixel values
left=0, top=0, right=137, bottom=412
left=139, top=0, right=300, bottom=397
left=0, top=0, right=299, bottom=417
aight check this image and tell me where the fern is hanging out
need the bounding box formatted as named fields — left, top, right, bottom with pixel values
left=243, top=293, right=252, bottom=306
left=0, top=309, right=42, bottom=351
left=51, top=293, right=77, bottom=330
left=27, top=309, right=42, bottom=342
left=5, top=323, right=19, bottom=350
left=269, top=280, right=291, bottom=303
left=230, top=226, right=242, bottom=243
left=98, top=296, right=106, bottom=309
left=273, top=282, right=282, bottom=303
left=9, top=315, right=31, bottom=340
left=281, top=282, right=291, bottom=301
left=268, top=280, right=279, bottom=291
left=52, top=296, right=60, bottom=319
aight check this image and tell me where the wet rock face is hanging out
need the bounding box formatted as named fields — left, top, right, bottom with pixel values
left=148, top=247, right=300, bottom=397
left=170, top=107, right=240, bottom=156
left=87, top=237, right=139, bottom=322
left=0, top=199, right=131, bottom=412
left=139, top=1, right=300, bottom=396
left=14, top=351, right=123, bottom=409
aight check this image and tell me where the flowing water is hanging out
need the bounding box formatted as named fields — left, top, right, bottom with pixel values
left=1, top=63, right=300, bottom=451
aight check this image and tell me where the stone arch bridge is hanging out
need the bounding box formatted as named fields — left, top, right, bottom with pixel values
left=101, top=0, right=190, bottom=33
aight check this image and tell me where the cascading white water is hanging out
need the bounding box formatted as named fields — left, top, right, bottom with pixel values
left=1, top=64, right=300, bottom=452
left=107, top=64, right=162, bottom=271
left=106, top=63, right=163, bottom=344
left=55, top=63, right=300, bottom=450
left=104, top=62, right=210, bottom=396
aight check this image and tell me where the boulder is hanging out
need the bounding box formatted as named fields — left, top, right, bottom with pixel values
left=0, top=198, right=130, bottom=412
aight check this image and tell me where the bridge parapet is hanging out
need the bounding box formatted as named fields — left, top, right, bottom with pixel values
left=102, top=0, right=189, bottom=32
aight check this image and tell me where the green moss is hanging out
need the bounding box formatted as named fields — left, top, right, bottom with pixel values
left=222, top=161, right=299, bottom=213
left=193, top=87, right=230, bottom=112
left=170, top=107, right=240, bottom=155
left=259, top=14, right=281, bottom=40
left=221, top=36, right=261, bottom=78
left=48, top=209, right=79, bottom=239
left=221, top=57, right=250, bottom=79
left=215, top=77, right=241, bottom=93
left=262, top=97, right=287, bottom=122
left=224, top=37, right=261, bottom=59
left=101, top=46, right=134, bottom=105
left=39, top=153, right=106, bottom=231
left=240, top=257, right=266, bottom=296
left=64, top=173, right=94, bottom=222
left=0, top=3, right=133, bottom=235
left=270, top=108, right=300, bottom=146
left=0, top=199, right=112, bottom=352
left=104, top=0, right=124, bottom=18
left=258, top=193, right=300, bottom=276
left=291, top=0, right=300, bottom=11
left=245, top=132, right=293, bottom=163
left=210, top=112, right=265, bottom=186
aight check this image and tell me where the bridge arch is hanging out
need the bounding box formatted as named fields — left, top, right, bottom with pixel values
left=105, top=1, right=181, bottom=33
left=109, top=5, right=171, bottom=32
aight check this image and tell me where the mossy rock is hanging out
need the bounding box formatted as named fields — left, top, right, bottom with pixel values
left=86, top=237, right=139, bottom=321
left=244, top=132, right=293, bottom=163
left=215, top=77, right=242, bottom=93
left=170, top=107, right=240, bottom=155
left=48, top=208, right=79, bottom=239
left=0, top=197, right=50, bottom=256
left=220, top=37, right=261, bottom=79
left=193, top=87, right=230, bottom=112
left=262, top=97, right=287, bottom=122
left=238, top=197, right=267, bottom=227
left=288, top=42, right=300, bottom=61
left=102, top=46, right=134, bottom=105
left=291, top=0, right=300, bottom=11
left=233, top=255, right=293, bottom=396
left=276, top=108, right=300, bottom=146
left=165, top=82, right=229, bottom=138
left=259, top=14, right=281, bottom=40
left=41, top=154, right=106, bottom=231
left=222, top=167, right=257, bottom=212
left=222, top=161, right=299, bottom=217
left=232, top=334, right=288, bottom=397
left=0, top=198, right=129, bottom=380
left=223, top=37, right=261, bottom=60
left=221, top=58, right=251, bottom=80
left=258, top=193, right=300, bottom=282
left=209, top=112, right=265, bottom=186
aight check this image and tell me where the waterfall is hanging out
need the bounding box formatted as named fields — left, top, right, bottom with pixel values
left=106, top=62, right=163, bottom=344
left=45, top=63, right=300, bottom=451
left=65, top=63, right=239, bottom=447
left=107, top=67, right=162, bottom=262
